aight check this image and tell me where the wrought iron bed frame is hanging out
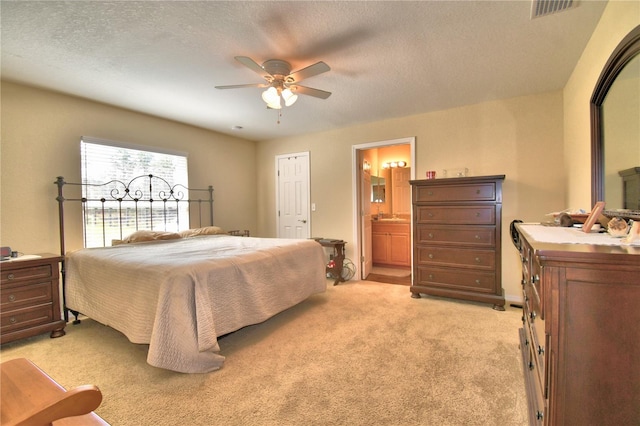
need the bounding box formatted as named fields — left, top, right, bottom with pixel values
left=55, top=174, right=214, bottom=322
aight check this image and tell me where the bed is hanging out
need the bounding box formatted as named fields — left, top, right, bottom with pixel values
left=55, top=175, right=327, bottom=373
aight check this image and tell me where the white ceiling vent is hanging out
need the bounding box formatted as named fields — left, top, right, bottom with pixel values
left=531, top=0, right=577, bottom=19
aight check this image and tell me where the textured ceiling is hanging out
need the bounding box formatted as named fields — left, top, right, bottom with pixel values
left=1, top=1, right=607, bottom=141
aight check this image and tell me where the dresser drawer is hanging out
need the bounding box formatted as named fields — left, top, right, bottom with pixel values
left=526, top=335, right=546, bottom=424
left=416, top=246, right=496, bottom=270
left=527, top=315, right=546, bottom=391
left=1, top=282, right=53, bottom=311
left=414, top=182, right=497, bottom=203
left=1, top=303, right=54, bottom=334
left=1, top=264, right=53, bottom=285
left=415, top=225, right=495, bottom=247
left=416, top=266, right=496, bottom=292
left=415, top=206, right=496, bottom=225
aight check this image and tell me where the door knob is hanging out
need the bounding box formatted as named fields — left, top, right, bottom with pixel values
left=298, top=219, right=307, bottom=223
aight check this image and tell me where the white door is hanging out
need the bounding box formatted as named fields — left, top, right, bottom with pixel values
left=361, top=165, right=373, bottom=278
left=277, top=153, right=310, bottom=239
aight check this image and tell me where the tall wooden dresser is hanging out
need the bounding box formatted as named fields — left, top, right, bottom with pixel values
left=410, top=175, right=505, bottom=310
left=1, top=254, right=66, bottom=344
left=514, top=223, right=640, bottom=425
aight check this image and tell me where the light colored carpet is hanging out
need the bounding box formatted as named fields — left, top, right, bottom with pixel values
left=0, top=280, right=527, bottom=426
left=370, top=266, right=411, bottom=277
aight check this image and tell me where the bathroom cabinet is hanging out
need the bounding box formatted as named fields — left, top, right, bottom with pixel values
left=371, top=221, right=411, bottom=267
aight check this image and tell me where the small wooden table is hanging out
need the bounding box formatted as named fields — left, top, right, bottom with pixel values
left=313, top=238, right=346, bottom=286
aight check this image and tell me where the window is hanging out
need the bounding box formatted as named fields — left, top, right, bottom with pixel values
left=80, top=137, right=189, bottom=247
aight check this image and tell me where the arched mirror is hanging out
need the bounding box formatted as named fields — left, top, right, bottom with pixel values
left=591, top=25, right=640, bottom=212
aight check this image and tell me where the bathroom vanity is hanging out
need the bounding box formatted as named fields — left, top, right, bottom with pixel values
left=371, top=220, right=411, bottom=267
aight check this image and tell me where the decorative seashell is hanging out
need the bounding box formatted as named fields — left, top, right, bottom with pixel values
left=623, top=221, right=639, bottom=243
left=607, top=217, right=629, bottom=237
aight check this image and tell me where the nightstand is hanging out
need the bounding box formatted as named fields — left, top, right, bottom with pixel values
left=1, top=253, right=66, bottom=344
left=313, top=238, right=346, bottom=286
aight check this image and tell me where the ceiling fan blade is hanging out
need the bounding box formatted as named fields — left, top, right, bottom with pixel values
left=288, top=62, right=330, bottom=83
left=290, top=85, right=332, bottom=99
left=215, top=83, right=269, bottom=90
left=234, top=56, right=270, bottom=78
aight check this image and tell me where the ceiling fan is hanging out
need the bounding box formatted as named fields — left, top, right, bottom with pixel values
left=215, top=56, right=331, bottom=109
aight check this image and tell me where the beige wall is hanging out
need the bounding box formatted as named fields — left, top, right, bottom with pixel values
left=563, top=0, right=640, bottom=208
left=257, top=90, right=565, bottom=302
left=1, top=82, right=257, bottom=254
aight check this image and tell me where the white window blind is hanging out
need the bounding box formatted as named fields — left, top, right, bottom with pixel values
left=80, top=137, right=189, bottom=247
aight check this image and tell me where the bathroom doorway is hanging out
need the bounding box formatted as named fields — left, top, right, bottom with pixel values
left=352, top=137, right=415, bottom=285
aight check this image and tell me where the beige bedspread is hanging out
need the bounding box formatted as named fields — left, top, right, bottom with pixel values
left=65, top=235, right=327, bottom=373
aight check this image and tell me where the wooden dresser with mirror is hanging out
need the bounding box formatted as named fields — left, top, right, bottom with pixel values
left=513, top=24, right=640, bottom=426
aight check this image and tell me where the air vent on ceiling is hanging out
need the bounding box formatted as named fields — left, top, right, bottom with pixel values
left=530, top=0, right=577, bottom=19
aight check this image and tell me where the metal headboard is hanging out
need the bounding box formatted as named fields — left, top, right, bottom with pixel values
left=55, top=174, right=214, bottom=323
left=55, top=174, right=214, bottom=255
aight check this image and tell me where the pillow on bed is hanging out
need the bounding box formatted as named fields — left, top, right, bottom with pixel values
left=179, top=226, right=226, bottom=238
left=121, top=230, right=182, bottom=244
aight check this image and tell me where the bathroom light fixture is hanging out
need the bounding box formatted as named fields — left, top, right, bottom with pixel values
left=382, top=160, right=407, bottom=169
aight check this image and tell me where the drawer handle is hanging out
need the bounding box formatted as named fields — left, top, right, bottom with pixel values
left=536, top=411, right=544, bottom=420
left=530, top=311, right=537, bottom=321
left=531, top=275, right=539, bottom=285
left=428, top=212, right=434, bottom=218
left=475, top=234, right=480, bottom=240
left=7, top=273, right=15, bottom=280
left=9, top=317, right=17, bottom=324
left=475, top=257, right=481, bottom=263
left=475, top=212, right=481, bottom=217
left=528, top=361, right=535, bottom=371
left=427, top=191, right=433, bottom=196
left=537, top=345, right=545, bottom=356
left=476, top=189, right=480, bottom=194
left=8, top=294, right=16, bottom=302
left=475, top=279, right=481, bottom=285
left=428, top=254, right=434, bottom=259
left=428, top=233, right=434, bottom=239
left=428, top=274, right=434, bottom=280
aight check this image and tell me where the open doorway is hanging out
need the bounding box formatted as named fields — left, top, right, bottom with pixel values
left=352, top=137, right=415, bottom=284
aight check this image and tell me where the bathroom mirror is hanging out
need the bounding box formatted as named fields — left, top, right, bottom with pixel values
left=591, top=25, right=640, bottom=208
left=371, top=175, right=386, bottom=203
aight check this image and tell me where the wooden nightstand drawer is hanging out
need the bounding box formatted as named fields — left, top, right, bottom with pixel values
left=415, top=206, right=496, bottom=225
left=1, top=264, right=52, bottom=285
left=1, top=303, right=54, bottom=334
left=1, top=282, right=53, bottom=310
left=414, top=182, right=496, bottom=203
left=416, top=225, right=495, bottom=247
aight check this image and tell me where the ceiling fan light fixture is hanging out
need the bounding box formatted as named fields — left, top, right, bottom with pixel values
left=282, top=88, right=298, bottom=107
left=262, top=87, right=279, bottom=105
